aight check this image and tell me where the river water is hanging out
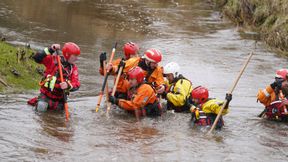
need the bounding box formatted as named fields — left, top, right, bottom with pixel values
left=0, top=0, right=287, bottom=161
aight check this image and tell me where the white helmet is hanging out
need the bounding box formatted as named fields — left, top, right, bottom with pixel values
left=163, top=62, right=180, bottom=77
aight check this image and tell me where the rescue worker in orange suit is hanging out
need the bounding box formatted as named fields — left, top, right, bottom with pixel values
left=107, top=48, right=165, bottom=96
left=190, top=86, right=232, bottom=129
left=161, top=62, right=193, bottom=112
left=108, top=66, right=162, bottom=117
left=29, top=42, right=81, bottom=111
left=257, top=69, right=288, bottom=121
left=99, top=42, right=139, bottom=99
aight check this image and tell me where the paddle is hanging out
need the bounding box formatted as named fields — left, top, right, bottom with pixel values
left=106, top=59, right=125, bottom=113
left=96, top=42, right=117, bottom=112
left=207, top=52, right=253, bottom=134
left=56, top=50, right=69, bottom=121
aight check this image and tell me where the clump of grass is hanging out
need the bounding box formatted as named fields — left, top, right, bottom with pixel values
left=0, top=41, right=43, bottom=92
left=223, top=0, right=243, bottom=25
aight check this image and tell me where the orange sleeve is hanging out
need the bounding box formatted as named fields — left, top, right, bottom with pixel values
left=148, top=66, right=164, bottom=88
left=99, top=59, right=121, bottom=76
left=110, top=58, right=121, bottom=75
left=118, top=85, right=152, bottom=111
left=266, top=85, right=275, bottom=94
left=122, top=57, right=140, bottom=73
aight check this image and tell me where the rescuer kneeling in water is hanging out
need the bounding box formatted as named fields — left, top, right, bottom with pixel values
left=190, top=86, right=232, bottom=129
left=108, top=66, right=162, bottom=117
left=28, top=43, right=81, bottom=111
left=257, top=69, right=288, bottom=121
left=161, top=62, right=193, bottom=112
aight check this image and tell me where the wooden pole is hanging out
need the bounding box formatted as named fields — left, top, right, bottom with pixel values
left=95, top=42, right=117, bottom=112
left=106, top=66, right=124, bottom=113
left=207, top=52, right=253, bottom=134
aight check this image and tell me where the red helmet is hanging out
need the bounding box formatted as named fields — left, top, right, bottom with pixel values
left=62, top=42, right=80, bottom=60
left=128, top=66, right=145, bottom=84
left=144, top=48, right=162, bottom=63
left=191, top=86, right=209, bottom=104
left=275, top=69, right=288, bottom=80
left=123, top=42, right=139, bottom=59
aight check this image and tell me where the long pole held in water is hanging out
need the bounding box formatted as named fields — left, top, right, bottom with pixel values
left=56, top=50, right=69, bottom=121
left=96, top=42, right=117, bottom=112
left=106, top=64, right=124, bottom=113
left=207, top=51, right=253, bottom=134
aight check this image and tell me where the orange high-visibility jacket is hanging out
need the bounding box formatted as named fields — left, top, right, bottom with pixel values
left=118, top=84, right=157, bottom=111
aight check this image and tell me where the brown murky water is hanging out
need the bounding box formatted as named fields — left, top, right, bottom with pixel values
left=1, top=0, right=288, bottom=161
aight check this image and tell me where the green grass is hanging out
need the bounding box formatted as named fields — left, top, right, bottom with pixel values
left=0, top=41, right=43, bottom=92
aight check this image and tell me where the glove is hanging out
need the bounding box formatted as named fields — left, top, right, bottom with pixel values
left=271, top=78, right=284, bottom=90
left=51, top=44, right=61, bottom=51
left=225, top=93, right=232, bottom=102
left=99, top=52, right=107, bottom=68
left=270, top=80, right=283, bottom=90
left=116, top=59, right=126, bottom=74
left=161, top=91, right=167, bottom=99
left=119, top=59, right=126, bottom=68
left=109, top=96, right=119, bottom=105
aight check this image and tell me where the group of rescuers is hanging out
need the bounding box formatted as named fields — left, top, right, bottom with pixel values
left=27, top=41, right=288, bottom=130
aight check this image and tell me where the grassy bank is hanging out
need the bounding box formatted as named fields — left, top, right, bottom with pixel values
left=212, top=0, right=288, bottom=55
left=0, top=41, right=42, bottom=92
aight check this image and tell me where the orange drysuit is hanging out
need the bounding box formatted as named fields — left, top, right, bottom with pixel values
left=118, top=84, right=161, bottom=116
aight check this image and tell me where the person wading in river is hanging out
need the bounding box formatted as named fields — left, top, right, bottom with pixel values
left=190, top=86, right=232, bottom=129
left=98, top=42, right=139, bottom=99
left=108, top=66, right=162, bottom=117
left=106, top=48, right=165, bottom=99
left=257, top=69, right=288, bottom=121
left=28, top=42, right=80, bottom=111
left=161, top=62, right=193, bottom=112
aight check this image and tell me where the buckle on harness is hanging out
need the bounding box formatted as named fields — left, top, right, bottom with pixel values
left=40, top=75, right=57, bottom=91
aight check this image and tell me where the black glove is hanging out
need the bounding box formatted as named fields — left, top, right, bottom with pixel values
left=119, top=59, right=126, bottom=68
left=99, top=52, right=107, bottom=68
left=161, top=91, right=167, bottom=99
left=109, top=96, right=119, bottom=105
left=225, top=93, right=232, bottom=102
left=116, top=59, right=126, bottom=74
left=270, top=78, right=284, bottom=90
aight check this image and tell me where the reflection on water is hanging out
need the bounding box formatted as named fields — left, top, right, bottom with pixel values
left=36, top=111, right=74, bottom=142
left=1, top=0, right=288, bottom=161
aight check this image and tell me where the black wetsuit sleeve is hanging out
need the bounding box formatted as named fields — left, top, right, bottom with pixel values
left=32, top=48, right=55, bottom=63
